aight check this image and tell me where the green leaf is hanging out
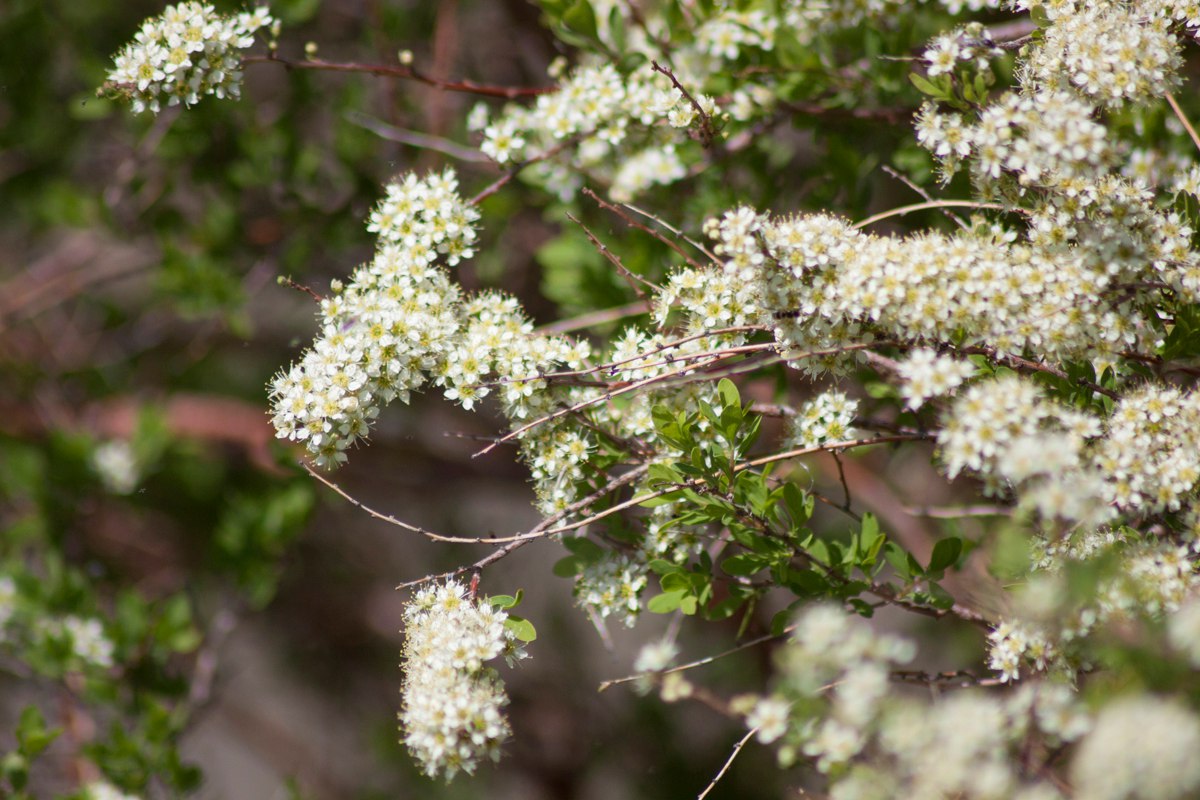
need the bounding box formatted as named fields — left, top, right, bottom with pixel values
left=2, top=751, right=28, bottom=791
left=716, top=378, right=741, bottom=412
left=884, top=542, right=921, bottom=579
left=562, top=537, right=604, bottom=561
left=562, top=0, right=598, bottom=39
left=909, top=71, right=947, bottom=100
left=505, top=616, right=537, bottom=642
left=648, top=589, right=686, bottom=614
left=783, top=483, right=812, bottom=526
left=926, top=582, right=955, bottom=610
left=553, top=556, right=582, bottom=577
left=927, top=537, right=963, bottom=574
left=16, top=706, right=60, bottom=758
left=488, top=589, right=523, bottom=610
left=721, top=554, right=767, bottom=576
left=858, top=513, right=881, bottom=557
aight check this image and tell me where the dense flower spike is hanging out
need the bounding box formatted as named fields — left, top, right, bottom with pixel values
left=399, top=580, right=523, bottom=780
left=103, top=2, right=273, bottom=114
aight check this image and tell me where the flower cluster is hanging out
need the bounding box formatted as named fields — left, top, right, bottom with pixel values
left=39, top=615, right=116, bottom=670
left=1023, top=2, right=1183, bottom=107
left=399, top=580, right=523, bottom=780
left=1070, top=696, right=1200, bottom=800
left=269, top=170, right=476, bottom=467
left=749, top=605, right=913, bottom=768
left=895, top=349, right=974, bottom=409
left=104, top=2, right=273, bottom=114
left=917, top=90, right=1112, bottom=184
left=987, top=620, right=1059, bottom=683
left=787, top=391, right=859, bottom=449
left=92, top=439, right=140, bottom=494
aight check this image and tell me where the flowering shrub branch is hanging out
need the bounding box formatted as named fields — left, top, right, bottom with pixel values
left=72, top=0, right=1200, bottom=795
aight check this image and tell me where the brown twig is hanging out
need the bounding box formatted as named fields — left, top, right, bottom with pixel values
left=582, top=187, right=708, bottom=270
left=242, top=53, right=555, bottom=99
left=278, top=275, right=324, bottom=303
left=566, top=212, right=657, bottom=299
left=395, top=464, right=651, bottom=589
left=651, top=60, right=717, bottom=148
left=469, top=137, right=578, bottom=205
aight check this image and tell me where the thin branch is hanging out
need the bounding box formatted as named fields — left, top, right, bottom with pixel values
left=582, top=187, right=707, bottom=271
left=854, top=200, right=1013, bottom=229
left=651, top=60, right=717, bottom=148
left=345, top=111, right=491, bottom=162
left=620, top=199, right=722, bottom=264
left=599, top=624, right=797, bottom=691
left=903, top=504, right=1012, bottom=518
left=395, top=465, right=651, bottom=589
left=698, top=727, right=758, bottom=800
left=881, top=165, right=968, bottom=230
left=738, top=434, right=930, bottom=471
left=304, top=462, right=500, bottom=544
left=1166, top=91, right=1200, bottom=155
left=278, top=275, right=324, bottom=303
left=891, top=669, right=1006, bottom=688
left=830, top=451, right=854, bottom=514
left=243, top=53, right=555, bottom=98
left=959, top=345, right=1119, bottom=400
left=473, top=342, right=774, bottom=458
left=494, top=325, right=767, bottom=385
left=566, top=212, right=657, bottom=299
left=469, top=137, right=578, bottom=205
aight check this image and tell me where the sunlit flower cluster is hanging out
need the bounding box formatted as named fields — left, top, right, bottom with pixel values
left=1094, top=384, right=1200, bottom=512
left=895, top=349, right=974, bottom=409
left=399, top=580, right=523, bottom=780
left=917, top=90, right=1111, bottom=184
left=1022, top=1, right=1183, bottom=107
left=787, top=391, right=859, bottom=449
left=104, top=2, right=273, bottom=114
left=269, top=170, right=476, bottom=467
left=478, top=60, right=715, bottom=201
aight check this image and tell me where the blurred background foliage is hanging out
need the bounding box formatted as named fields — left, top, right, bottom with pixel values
left=0, top=0, right=984, bottom=797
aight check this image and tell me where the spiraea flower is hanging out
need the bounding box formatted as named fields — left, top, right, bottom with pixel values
left=103, top=2, right=274, bottom=114
left=399, top=580, right=525, bottom=780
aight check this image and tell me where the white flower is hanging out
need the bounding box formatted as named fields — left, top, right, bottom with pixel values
left=105, top=2, right=273, bottom=114
left=399, top=580, right=524, bottom=779
left=747, top=696, right=791, bottom=744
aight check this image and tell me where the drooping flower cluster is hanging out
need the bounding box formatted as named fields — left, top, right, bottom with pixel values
left=104, top=2, right=273, bottom=114
left=269, top=170, right=477, bottom=467
left=399, top=580, right=523, bottom=780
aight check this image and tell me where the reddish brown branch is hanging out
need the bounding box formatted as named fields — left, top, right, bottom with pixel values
left=242, top=53, right=556, bottom=99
